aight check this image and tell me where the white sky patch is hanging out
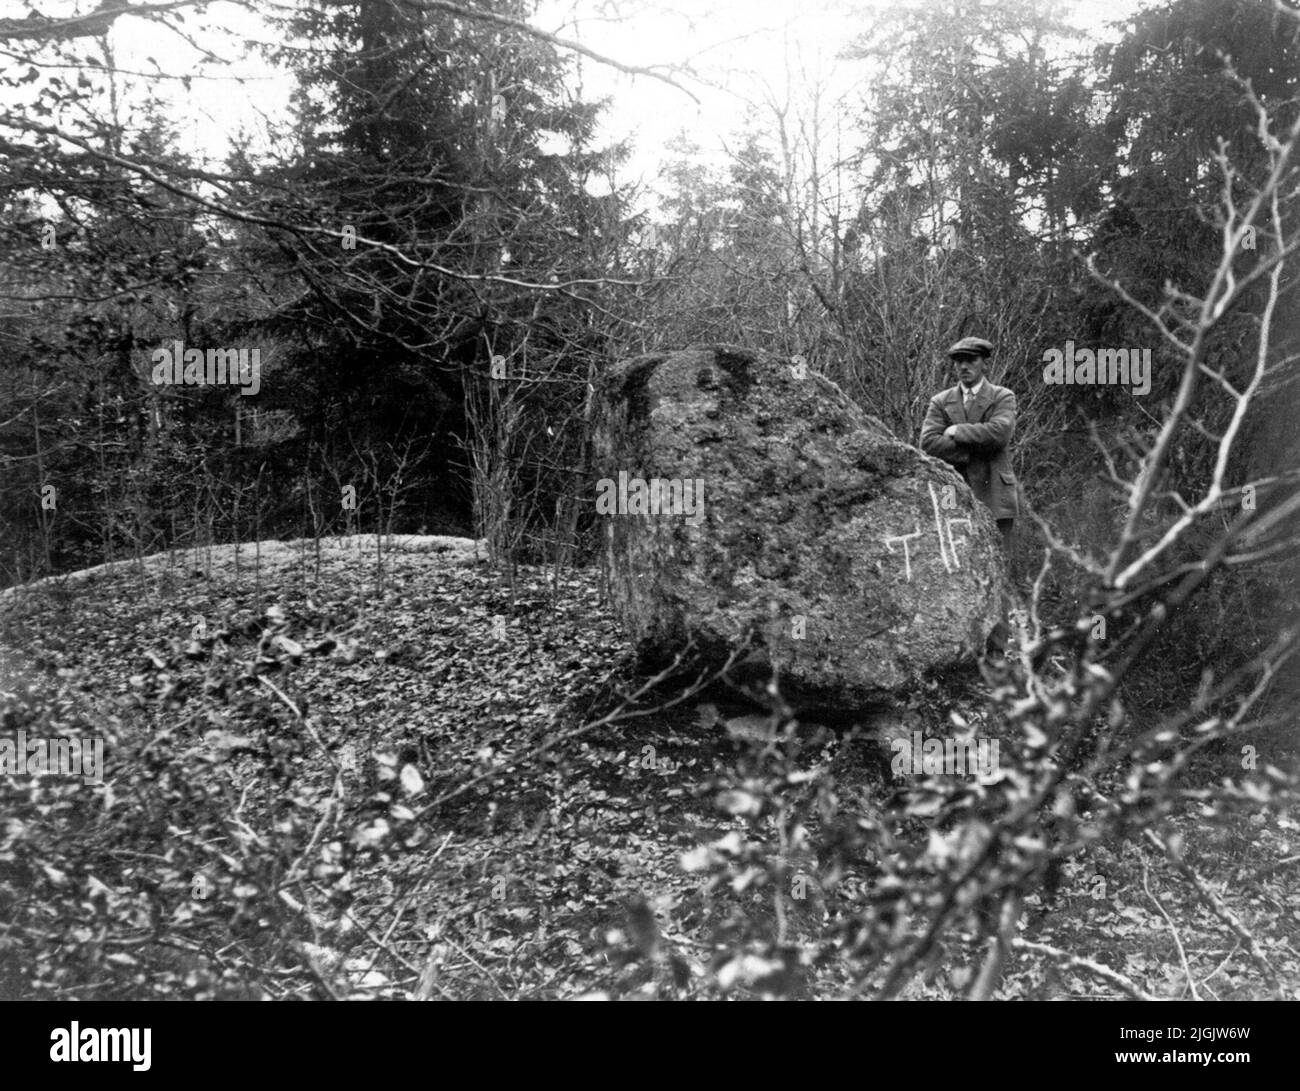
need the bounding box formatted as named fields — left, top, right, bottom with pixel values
left=13, top=0, right=1145, bottom=210
left=104, top=1, right=293, bottom=162
left=536, top=0, right=1148, bottom=214
left=538, top=0, right=866, bottom=177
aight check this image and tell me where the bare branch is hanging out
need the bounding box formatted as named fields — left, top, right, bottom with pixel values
left=0, top=1, right=210, bottom=42
left=390, top=0, right=700, bottom=102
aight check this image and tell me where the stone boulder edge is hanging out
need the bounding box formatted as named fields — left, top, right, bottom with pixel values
left=592, top=344, right=1006, bottom=709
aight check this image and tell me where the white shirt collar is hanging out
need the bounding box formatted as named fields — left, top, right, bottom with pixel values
left=960, top=377, right=985, bottom=399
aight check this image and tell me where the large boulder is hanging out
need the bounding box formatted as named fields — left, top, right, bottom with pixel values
left=592, top=344, right=1006, bottom=709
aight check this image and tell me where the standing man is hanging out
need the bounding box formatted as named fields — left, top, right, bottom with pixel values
left=920, top=336, right=1019, bottom=551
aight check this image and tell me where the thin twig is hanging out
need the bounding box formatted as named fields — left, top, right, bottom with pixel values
left=1141, top=858, right=1199, bottom=1000
left=1011, top=939, right=1158, bottom=1001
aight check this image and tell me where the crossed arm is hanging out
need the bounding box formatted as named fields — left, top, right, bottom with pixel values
left=920, top=389, right=1017, bottom=464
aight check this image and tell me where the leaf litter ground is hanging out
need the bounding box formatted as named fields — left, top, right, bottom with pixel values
left=2, top=537, right=1297, bottom=999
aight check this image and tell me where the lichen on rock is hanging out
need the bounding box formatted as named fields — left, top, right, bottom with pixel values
left=592, top=344, right=1005, bottom=710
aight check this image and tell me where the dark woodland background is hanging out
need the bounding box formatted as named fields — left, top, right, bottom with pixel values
left=2, top=0, right=1300, bottom=1003
left=5, top=0, right=1297, bottom=719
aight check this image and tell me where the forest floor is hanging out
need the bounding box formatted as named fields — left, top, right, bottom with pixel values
left=2, top=537, right=1298, bottom=1000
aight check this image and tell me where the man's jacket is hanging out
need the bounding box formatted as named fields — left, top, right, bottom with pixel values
left=920, top=381, right=1019, bottom=520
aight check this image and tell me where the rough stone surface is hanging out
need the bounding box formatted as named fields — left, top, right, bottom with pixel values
left=592, top=344, right=1006, bottom=709
left=0, top=536, right=485, bottom=602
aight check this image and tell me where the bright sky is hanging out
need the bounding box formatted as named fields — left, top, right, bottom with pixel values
left=68, top=0, right=1149, bottom=208
left=543, top=0, right=1149, bottom=199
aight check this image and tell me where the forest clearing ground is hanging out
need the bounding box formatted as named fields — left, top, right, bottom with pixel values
left=1, top=538, right=1297, bottom=999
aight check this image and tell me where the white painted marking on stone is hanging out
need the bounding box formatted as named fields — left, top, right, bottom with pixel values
left=883, top=527, right=923, bottom=581
left=927, top=482, right=953, bottom=573
left=945, top=518, right=972, bottom=570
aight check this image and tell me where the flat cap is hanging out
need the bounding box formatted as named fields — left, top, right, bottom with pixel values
left=947, top=336, right=993, bottom=358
